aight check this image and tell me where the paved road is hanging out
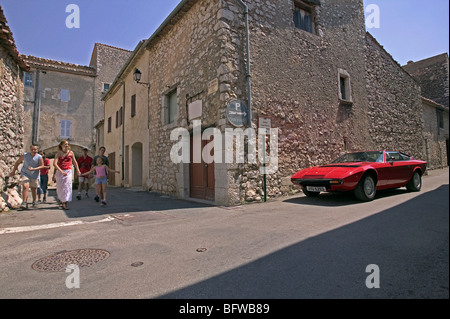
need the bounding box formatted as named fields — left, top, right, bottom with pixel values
left=0, top=168, right=448, bottom=299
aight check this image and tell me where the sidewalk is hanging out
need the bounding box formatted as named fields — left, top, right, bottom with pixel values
left=0, top=186, right=215, bottom=232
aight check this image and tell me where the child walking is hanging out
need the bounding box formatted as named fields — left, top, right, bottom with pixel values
left=81, top=157, right=119, bottom=206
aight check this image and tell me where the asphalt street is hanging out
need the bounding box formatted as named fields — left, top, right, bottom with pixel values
left=0, top=168, right=448, bottom=300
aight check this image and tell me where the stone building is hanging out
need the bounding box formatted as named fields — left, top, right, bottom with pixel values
left=102, top=41, right=150, bottom=187
left=403, top=53, right=449, bottom=108
left=22, top=55, right=96, bottom=158
left=104, top=0, right=427, bottom=206
left=402, top=54, right=450, bottom=168
left=90, top=43, right=133, bottom=155
left=21, top=44, right=131, bottom=160
left=421, top=97, right=449, bottom=168
left=0, top=5, right=29, bottom=192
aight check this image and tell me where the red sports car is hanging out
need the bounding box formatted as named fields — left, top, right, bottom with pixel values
left=291, top=151, right=427, bottom=201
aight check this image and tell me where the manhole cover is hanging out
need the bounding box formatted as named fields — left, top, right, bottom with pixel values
left=31, top=249, right=110, bottom=272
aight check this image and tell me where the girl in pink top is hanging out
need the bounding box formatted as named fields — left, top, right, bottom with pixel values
left=82, top=156, right=119, bottom=206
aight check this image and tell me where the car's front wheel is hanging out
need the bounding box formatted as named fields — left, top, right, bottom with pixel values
left=406, top=171, right=422, bottom=192
left=354, top=174, right=376, bottom=201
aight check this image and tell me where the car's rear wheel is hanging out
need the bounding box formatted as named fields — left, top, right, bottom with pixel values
left=354, top=174, right=376, bottom=201
left=302, top=189, right=321, bottom=197
left=406, top=171, right=422, bottom=192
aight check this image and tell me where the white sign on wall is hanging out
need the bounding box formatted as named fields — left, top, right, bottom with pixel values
left=188, top=100, right=202, bottom=120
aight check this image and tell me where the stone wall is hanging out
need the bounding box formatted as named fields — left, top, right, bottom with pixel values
left=403, top=53, right=449, bottom=108
left=0, top=47, right=24, bottom=191
left=145, top=0, right=226, bottom=198
left=365, top=33, right=425, bottom=160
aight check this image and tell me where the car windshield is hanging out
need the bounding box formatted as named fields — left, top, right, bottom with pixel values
left=332, top=151, right=384, bottom=163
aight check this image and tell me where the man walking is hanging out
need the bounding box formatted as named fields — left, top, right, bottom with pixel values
left=9, top=144, right=45, bottom=209
left=76, top=148, right=93, bottom=200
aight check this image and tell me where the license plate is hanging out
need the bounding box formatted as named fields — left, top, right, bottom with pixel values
left=306, top=186, right=327, bottom=192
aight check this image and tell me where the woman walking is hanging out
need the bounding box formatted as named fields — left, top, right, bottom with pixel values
left=53, top=140, right=81, bottom=210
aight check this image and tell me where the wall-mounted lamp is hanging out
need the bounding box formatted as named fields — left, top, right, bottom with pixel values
left=133, top=68, right=150, bottom=88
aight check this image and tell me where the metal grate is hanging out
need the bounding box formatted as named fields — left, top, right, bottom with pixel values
left=31, top=249, right=110, bottom=272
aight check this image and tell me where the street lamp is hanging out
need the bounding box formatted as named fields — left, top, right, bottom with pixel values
left=133, top=68, right=150, bottom=87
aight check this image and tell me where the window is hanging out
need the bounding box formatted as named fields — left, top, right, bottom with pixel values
left=107, top=117, right=112, bottom=133
left=116, top=107, right=123, bottom=128
left=131, top=94, right=136, bottom=118
left=340, top=77, right=347, bottom=100
left=293, top=1, right=316, bottom=34
left=102, top=83, right=111, bottom=92
left=386, top=152, right=410, bottom=161
left=61, top=89, right=70, bottom=102
left=437, top=110, right=444, bottom=129
left=24, top=72, right=33, bottom=87
left=60, top=120, right=71, bottom=138
left=338, top=69, right=352, bottom=103
left=165, top=88, right=178, bottom=125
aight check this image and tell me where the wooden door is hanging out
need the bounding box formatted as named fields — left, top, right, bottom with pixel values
left=108, top=152, right=115, bottom=186
left=190, top=134, right=215, bottom=201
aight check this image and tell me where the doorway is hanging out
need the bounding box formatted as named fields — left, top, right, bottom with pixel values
left=190, top=133, right=215, bottom=201
left=131, top=142, right=143, bottom=187
left=108, top=152, right=116, bottom=186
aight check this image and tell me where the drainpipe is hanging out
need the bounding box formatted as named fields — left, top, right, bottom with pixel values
left=236, top=0, right=252, bottom=128
left=122, top=82, right=126, bottom=183
left=32, top=69, right=41, bottom=144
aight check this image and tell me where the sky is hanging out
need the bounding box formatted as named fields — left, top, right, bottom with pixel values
left=0, top=0, right=448, bottom=67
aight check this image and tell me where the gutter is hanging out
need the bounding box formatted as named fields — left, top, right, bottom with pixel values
left=31, top=69, right=41, bottom=144
left=122, top=82, right=125, bottom=182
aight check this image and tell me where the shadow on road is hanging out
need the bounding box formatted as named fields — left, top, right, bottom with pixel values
left=284, top=188, right=413, bottom=207
left=44, top=187, right=214, bottom=219
left=157, top=185, right=449, bottom=299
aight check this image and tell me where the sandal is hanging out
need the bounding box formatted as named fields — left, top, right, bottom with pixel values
left=62, top=202, right=70, bottom=210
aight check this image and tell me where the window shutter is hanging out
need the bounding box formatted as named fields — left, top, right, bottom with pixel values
left=169, top=91, right=178, bottom=123
left=60, top=120, right=65, bottom=137
left=60, top=120, right=71, bottom=138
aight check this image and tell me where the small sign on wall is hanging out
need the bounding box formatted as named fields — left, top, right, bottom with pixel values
left=258, top=117, right=272, bottom=130
left=208, top=78, right=218, bottom=95
left=188, top=100, right=202, bottom=120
